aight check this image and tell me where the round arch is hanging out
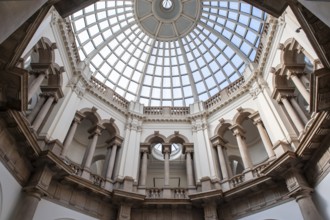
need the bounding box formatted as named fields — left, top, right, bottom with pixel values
left=232, top=108, right=257, bottom=125
left=79, top=107, right=102, bottom=124
left=214, top=119, right=234, bottom=136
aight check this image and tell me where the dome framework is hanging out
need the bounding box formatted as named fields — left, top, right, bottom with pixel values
left=71, top=0, right=266, bottom=106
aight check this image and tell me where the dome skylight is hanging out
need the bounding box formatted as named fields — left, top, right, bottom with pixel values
left=71, top=0, right=266, bottom=107
left=162, top=0, right=173, bottom=10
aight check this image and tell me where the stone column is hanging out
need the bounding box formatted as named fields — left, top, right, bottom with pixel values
left=31, top=94, right=55, bottom=131
left=203, top=202, right=219, bottom=220
left=102, top=146, right=112, bottom=178
left=61, top=113, right=84, bottom=157
left=185, top=147, right=195, bottom=187
left=253, top=118, right=275, bottom=159
left=105, top=137, right=121, bottom=181
left=28, top=73, right=46, bottom=101
left=162, top=144, right=171, bottom=187
left=27, top=95, right=46, bottom=123
left=289, top=73, right=310, bottom=104
left=285, top=169, right=323, bottom=220
left=82, top=125, right=103, bottom=169
left=230, top=125, right=253, bottom=169
left=12, top=165, right=54, bottom=220
left=117, top=204, right=131, bottom=220
left=290, top=97, right=309, bottom=124
left=139, top=146, right=149, bottom=186
left=281, top=96, right=305, bottom=133
left=12, top=191, right=42, bottom=220
left=216, top=145, right=229, bottom=180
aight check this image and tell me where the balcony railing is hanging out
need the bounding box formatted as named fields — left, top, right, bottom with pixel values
left=144, top=106, right=190, bottom=116
left=146, top=188, right=188, bottom=199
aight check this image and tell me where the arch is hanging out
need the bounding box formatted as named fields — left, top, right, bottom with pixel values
left=92, top=154, right=106, bottom=164
left=30, top=37, right=56, bottom=65
left=100, top=118, right=121, bottom=137
left=281, top=38, right=305, bottom=66
left=228, top=155, right=244, bottom=175
left=79, top=107, right=102, bottom=124
left=271, top=65, right=294, bottom=89
left=166, top=132, right=189, bottom=144
left=46, top=63, right=64, bottom=87
left=232, top=108, right=257, bottom=125
left=144, top=132, right=166, bottom=144
left=214, top=119, right=234, bottom=136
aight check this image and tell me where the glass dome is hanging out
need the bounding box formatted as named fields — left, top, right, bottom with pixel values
left=71, top=0, right=266, bottom=106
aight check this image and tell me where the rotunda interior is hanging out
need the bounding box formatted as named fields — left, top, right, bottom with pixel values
left=0, top=0, right=330, bottom=220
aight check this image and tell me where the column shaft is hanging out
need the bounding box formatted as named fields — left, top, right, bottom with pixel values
left=296, top=194, right=323, bottom=220
left=235, top=133, right=253, bottom=169
left=61, top=120, right=79, bottom=157
left=28, top=73, right=45, bottom=101
left=140, top=151, right=148, bottom=186
left=186, top=152, right=194, bottom=186
left=255, top=122, right=275, bottom=158
left=31, top=96, right=54, bottom=131
left=83, top=133, right=99, bottom=169
left=290, top=97, right=309, bottom=124
left=102, top=147, right=112, bottom=177
left=106, top=145, right=118, bottom=180
left=290, top=74, right=310, bottom=104
left=216, top=145, right=229, bottom=179
left=27, top=95, right=46, bottom=123
left=281, top=97, right=305, bottom=133
left=12, top=192, right=41, bottom=220
left=164, top=152, right=170, bottom=186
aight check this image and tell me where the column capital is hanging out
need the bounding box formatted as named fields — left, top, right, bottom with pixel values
left=73, top=111, right=85, bottom=123
left=40, top=86, right=64, bottom=102
left=140, top=143, right=151, bottom=153
left=88, top=124, right=104, bottom=137
left=162, top=143, right=172, bottom=155
left=183, top=143, right=194, bottom=154
left=210, top=135, right=227, bottom=147
left=106, top=135, right=123, bottom=147
left=248, top=112, right=261, bottom=123
left=229, top=124, right=246, bottom=137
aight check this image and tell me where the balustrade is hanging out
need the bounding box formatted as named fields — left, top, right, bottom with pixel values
left=90, top=173, right=105, bottom=187
left=145, top=188, right=188, bottom=199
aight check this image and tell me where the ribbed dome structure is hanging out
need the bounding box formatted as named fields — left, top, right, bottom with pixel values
left=71, top=0, right=266, bottom=106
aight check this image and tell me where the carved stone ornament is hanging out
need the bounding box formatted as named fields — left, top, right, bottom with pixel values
left=310, top=68, right=330, bottom=112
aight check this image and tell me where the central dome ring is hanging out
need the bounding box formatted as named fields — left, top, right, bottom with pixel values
left=134, top=0, right=201, bottom=41
left=153, top=0, right=182, bottom=21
